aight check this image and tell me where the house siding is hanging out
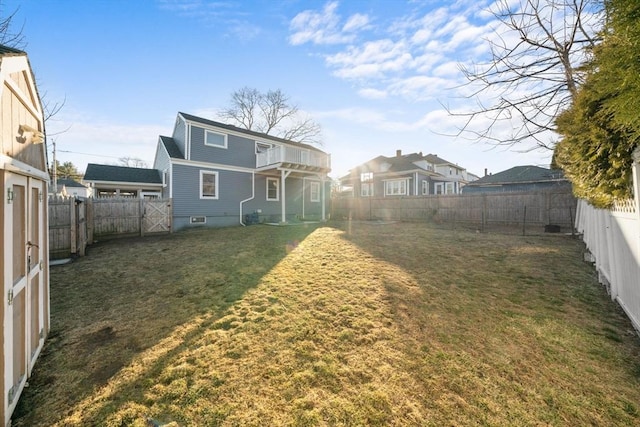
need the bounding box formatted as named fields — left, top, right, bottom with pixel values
left=188, top=126, right=256, bottom=169
left=153, top=142, right=172, bottom=199
left=173, top=117, right=187, bottom=155
left=171, top=163, right=253, bottom=230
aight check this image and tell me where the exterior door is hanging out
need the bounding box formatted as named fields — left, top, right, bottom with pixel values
left=3, top=172, right=45, bottom=415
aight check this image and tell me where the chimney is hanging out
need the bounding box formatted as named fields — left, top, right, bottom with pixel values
left=396, top=149, right=402, bottom=157
left=484, top=168, right=488, bottom=177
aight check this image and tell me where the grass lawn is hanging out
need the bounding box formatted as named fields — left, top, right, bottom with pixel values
left=13, top=221, right=640, bottom=426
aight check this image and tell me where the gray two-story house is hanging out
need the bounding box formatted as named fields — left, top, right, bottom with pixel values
left=153, top=112, right=331, bottom=230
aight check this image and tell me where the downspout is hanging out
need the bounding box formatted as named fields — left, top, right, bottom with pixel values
left=321, top=175, right=326, bottom=221
left=239, top=171, right=255, bottom=226
left=302, top=177, right=306, bottom=220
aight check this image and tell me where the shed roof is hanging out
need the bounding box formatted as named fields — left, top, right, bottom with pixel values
left=83, top=164, right=162, bottom=184
left=0, top=44, right=25, bottom=56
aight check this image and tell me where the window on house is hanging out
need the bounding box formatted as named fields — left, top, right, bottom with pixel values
left=205, top=130, right=227, bottom=148
left=446, top=182, right=456, bottom=194
left=267, top=177, right=279, bottom=201
left=435, top=183, right=444, bottom=195
left=310, top=182, right=320, bottom=202
left=385, top=179, right=407, bottom=196
left=361, top=183, right=374, bottom=197
left=422, top=180, right=429, bottom=195
left=361, top=172, right=373, bottom=182
left=200, top=171, right=218, bottom=199
left=256, top=142, right=272, bottom=153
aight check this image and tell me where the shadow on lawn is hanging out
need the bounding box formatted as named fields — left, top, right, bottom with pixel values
left=13, top=224, right=320, bottom=427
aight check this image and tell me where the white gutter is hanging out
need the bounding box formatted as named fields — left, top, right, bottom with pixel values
left=239, top=171, right=255, bottom=226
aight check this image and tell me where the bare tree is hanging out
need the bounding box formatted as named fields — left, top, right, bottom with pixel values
left=219, top=87, right=322, bottom=145
left=0, top=3, right=25, bottom=48
left=448, top=0, right=602, bottom=150
left=119, top=157, right=148, bottom=168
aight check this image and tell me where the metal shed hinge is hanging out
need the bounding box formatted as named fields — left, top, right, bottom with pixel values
left=7, top=188, right=14, bottom=204
left=8, top=289, right=13, bottom=306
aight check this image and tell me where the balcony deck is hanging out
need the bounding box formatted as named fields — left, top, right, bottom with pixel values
left=256, top=146, right=331, bottom=173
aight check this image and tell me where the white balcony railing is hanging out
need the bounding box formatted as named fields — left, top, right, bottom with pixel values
left=256, top=146, right=330, bottom=170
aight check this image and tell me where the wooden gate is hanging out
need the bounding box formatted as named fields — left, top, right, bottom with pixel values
left=142, top=199, right=172, bottom=235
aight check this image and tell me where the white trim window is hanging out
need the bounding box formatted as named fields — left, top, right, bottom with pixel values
left=446, top=182, right=456, bottom=194
left=361, top=182, right=374, bottom=197
left=256, top=142, right=272, bottom=153
left=385, top=179, right=408, bottom=196
left=422, top=180, right=429, bottom=195
left=310, top=181, right=320, bottom=202
left=200, top=170, right=218, bottom=199
left=205, top=130, right=228, bottom=148
left=267, top=177, right=279, bottom=201
left=435, top=182, right=444, bottom=195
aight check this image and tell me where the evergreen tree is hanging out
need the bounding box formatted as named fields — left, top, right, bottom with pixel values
left=555, top=0, right=640, bottom=207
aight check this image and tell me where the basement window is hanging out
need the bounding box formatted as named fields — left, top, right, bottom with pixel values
left=190, top=216, right=206, bottom=224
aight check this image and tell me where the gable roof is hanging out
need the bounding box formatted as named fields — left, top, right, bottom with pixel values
left=423, top=153, right=463, bottom=169
left=83, top=164, right=162, bottom=184
left=468, top=166, right=565, bottom=186
left=159, top=135, right=184, bottom=159
left=178, top=112, right=325, bottom=153
left=56, top=178, right=87, bottom=188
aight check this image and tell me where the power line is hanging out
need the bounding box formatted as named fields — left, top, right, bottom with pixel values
left=56, top=149, right=122, bottom=160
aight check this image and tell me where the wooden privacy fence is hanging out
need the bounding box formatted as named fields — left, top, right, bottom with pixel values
left=49, top=197, right=172, bottom=259
left=332, top=189, right=577, bottom=232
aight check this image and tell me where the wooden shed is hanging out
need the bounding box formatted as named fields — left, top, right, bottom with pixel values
left=0, top=45, right=49, bottom=426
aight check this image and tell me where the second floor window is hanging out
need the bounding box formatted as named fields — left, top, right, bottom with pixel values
left=361, top=172, right=373, bottom=182
left=205, top=130, right=227, bottom=148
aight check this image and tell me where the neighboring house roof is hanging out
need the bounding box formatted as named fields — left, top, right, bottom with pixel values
left=423, top=153, right=464, bottom=169
left=83, top=164, right=162, bottom=184
left=467, top=165, right=565, bottom=186
left=159, top=135, right=184, bottom=159
left=56, top=178, right=86, bottom=188
left=178, top=112, right=326, bottom=153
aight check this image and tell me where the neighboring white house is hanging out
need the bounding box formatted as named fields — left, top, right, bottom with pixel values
left=340, top=150, right=478, bottom=198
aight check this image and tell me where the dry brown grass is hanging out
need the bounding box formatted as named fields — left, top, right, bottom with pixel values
left=13, top=221, right=640, bottom=426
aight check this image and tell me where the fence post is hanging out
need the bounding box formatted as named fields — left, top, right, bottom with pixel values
left=139, top=198, right=145, bottom=237
left=86, top=198, right=94, bottom=244
left=70, top=197, right=77, bottom=254
left=522, top=205, right=527, bottom=236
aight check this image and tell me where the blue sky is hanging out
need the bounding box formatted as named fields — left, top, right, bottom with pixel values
left=5, top=0, right=556, bottom=179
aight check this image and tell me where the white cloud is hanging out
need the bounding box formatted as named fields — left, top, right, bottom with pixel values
left=288, top=1, right=369, bottom=46
left=358, top=88, right=388, bottom=99
left=343, top=13, right=370, bottom=32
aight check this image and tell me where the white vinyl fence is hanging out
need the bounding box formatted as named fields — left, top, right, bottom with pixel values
left=575, top=149, right=640, bottom=334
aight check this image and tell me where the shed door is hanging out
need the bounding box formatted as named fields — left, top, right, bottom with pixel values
left=3, top=172, right=45, bottom=413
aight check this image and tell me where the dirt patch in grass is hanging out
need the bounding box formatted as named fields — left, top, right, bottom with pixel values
left=13, top=222, right=640, bottom=426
